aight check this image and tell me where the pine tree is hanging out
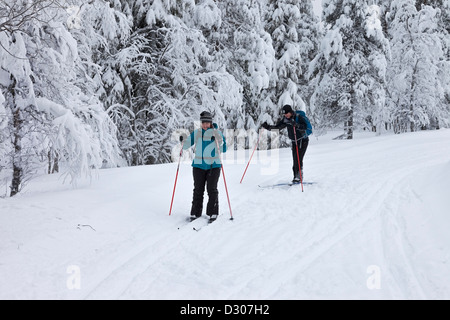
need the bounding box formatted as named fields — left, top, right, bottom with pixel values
left=111, top=0, right=242, bottom=165
left=265, top=0, right=304, bottom=112
left=415, top=0, right=444, bottom=10
left=297, top=0, right=322, bottom=109
left=310, top=0, right=390, bottom=138
left=386, top=0, right=448, bottom=132
left=260, top=0, right=320, bottom=147
left=206, top=0, right=275, bottom=131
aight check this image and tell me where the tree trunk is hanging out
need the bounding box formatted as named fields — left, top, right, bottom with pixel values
left=10, top=108, right=23, bottom=197
left=48, top=150, right=59, bottom=174
left=345, top=108, right=354, bottom=139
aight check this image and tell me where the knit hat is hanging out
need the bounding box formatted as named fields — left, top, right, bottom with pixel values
left=282, top=105, right=294, bottom=115
left=200, top=111, right=213, bottom=123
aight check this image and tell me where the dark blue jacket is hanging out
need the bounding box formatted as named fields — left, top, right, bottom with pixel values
left=267, top=111, right=312, bottom=142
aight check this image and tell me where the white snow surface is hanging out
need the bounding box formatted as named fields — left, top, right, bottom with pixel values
left=1, top=129, right=450, bottom=300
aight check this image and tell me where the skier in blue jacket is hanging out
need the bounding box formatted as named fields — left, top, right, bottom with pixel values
left=182, top=111, right=227, bottom=222
left=261, top=105, right=312, bottom=183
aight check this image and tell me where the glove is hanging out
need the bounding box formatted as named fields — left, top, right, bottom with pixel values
left=179, top=134, right=187, bottom=142
left=261, top=122, right=270, bottom=130
left=211, top=132, right=224, bottom=145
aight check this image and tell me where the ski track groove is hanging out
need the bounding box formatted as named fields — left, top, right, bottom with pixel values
left=83, top=218, right=207, bottom=299
left=221, top=137, right=445, bottom=299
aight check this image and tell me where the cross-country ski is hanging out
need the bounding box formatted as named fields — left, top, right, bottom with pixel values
left=258, top=182, right=317, bottom=189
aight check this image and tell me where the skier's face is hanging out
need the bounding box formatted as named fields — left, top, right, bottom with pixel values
left=201, top=122, right=212, bottom=130
left=285, top=112, right=293, bottom=119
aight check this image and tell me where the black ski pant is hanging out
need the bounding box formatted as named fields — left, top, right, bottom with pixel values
left=291, top=138, right=309, bottom=176
left=191, top=167, right=221, bottom=217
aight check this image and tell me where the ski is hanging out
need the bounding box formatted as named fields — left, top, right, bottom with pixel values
left=193, top=215, right=221, bottom=231
left=258, top=182, right=316, bottom=189
left=177, top=216, right=208, bottom=230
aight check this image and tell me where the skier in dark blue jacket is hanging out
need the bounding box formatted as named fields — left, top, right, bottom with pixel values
left=261, top=105, right=312, bottom=183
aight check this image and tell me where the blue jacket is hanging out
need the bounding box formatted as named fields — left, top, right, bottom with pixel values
left=183, top=124, right=227, bottom=170
left=267, top=110, right=312, bottom=142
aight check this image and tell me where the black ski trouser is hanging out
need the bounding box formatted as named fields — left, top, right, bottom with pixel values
left=191, top=167, right=221, bottom=217
left=291, top=138, right=309, bottom=176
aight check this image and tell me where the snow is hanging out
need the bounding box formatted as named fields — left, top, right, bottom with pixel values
left=1, top=129, right=450, bottom=299
left=312, top=0, right=322, bottom=18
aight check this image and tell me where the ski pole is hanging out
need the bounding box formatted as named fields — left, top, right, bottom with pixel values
left=221, top=162, right=234, bottom=220
left=240, top=129, right=261, bottom=184
left=169, top=136, right=184, bottom=216
left=292, top=127, right=304, bottom=192
left=214, top=136, right=234, bottom=220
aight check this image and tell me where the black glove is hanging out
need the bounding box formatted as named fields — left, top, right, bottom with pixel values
left=261, top=122, right=270, bottom=130
left=180, top=134, right=187, bottom=142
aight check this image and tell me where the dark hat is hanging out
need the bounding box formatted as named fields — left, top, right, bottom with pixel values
left=282, top=105, right=294, bottom=114
left=200, top=111, right=213, bottom=123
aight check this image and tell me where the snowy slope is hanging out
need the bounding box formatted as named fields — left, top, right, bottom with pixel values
left=1, top=130, right=450, bottom=300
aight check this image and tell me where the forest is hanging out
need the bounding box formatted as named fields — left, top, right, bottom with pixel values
left=1, top=0, right=449, bottom=197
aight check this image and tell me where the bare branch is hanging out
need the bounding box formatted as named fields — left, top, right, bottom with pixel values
left=0, top=0, right=60, bottom=35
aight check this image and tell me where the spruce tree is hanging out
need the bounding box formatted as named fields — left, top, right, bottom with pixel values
left=310, top=0, right=390, bottom=138
left=110, top=0, right=242, bottom=164
left=386, top=0, right=448, bottom=132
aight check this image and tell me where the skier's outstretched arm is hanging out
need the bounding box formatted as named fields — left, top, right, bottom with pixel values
left=261, top=118, right=286, bottom=131
left=182, top=130, right=197, bottom=150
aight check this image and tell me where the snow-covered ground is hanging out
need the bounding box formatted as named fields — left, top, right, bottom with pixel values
left=1, top=129, right=449, bottom=300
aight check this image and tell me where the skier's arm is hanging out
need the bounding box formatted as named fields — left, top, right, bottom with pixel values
left=220, top=132, right=227, bottom=153
left=211, top=123, right=226, bottom=153
left=182, top=130, right=197, bottom=150
left=262, top=118, right=286, bottom=131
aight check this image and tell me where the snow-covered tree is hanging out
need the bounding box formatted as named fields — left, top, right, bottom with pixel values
left=386, top=0, right=448, bottom=132
left=0, top=0, right=122, bottom=196
left=265, top=0, right=320, bottom=113
left=265, top=0, right=304, bottom=111
left=310, top=0, right=390, bottom=138
left=110, top=0, right=242, bottom=165
left=377, top=0, right=395, bottom=34
left=67, top=0, right=135, bottom=165
left=296, top=0, right=322, bottom=109
left=415, top=0, right=445, bottom=10
left=430, top=0, right=450, bottom=119
left=204, top=0, right=274, bottom=131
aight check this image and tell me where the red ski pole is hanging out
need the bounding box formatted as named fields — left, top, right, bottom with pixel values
left=169, top=137, right=184, bottom=216
left=292, top=128, right=304, bottom=192
left=214, top=137, right=234, bottom=220
left=240, top=129, right=261, bottom=184
left=221, top=163, right=234, bottom=220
